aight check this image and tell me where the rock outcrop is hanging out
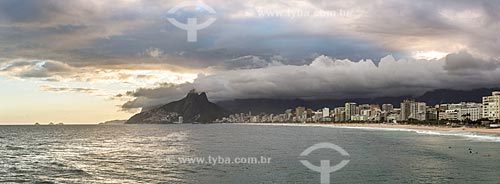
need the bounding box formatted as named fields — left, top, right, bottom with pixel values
left=126, top=90, right=229, bottom=124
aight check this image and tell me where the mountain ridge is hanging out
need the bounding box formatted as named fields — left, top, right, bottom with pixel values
left=216, top=88, right=500, bottom=114
left=126, top=90, right=229, bottom=124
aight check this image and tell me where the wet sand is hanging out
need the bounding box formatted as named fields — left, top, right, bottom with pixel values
left=304, top=123, right=500, bottom=135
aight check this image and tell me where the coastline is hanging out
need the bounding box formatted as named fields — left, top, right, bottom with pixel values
left=241, top=123, right=500, bottom=136
left=328, top=123, right=500, bottom=135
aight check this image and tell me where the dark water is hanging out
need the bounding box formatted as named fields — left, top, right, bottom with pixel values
left=1, top=124, right=500, bottom=184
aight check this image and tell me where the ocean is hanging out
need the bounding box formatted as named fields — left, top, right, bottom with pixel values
left=1, top=124, right=500, bottom=183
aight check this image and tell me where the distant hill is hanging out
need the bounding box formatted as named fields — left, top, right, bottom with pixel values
left=126, top=90, right=229, bottom=124
left=99, top=120, right=126, bottom=125
left=216, top=88, right=500, bottom=114
left=415, top=88, right=499, bottom=105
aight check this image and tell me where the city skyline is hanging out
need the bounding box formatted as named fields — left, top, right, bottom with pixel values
left=221, top=91, right=500, bottom=124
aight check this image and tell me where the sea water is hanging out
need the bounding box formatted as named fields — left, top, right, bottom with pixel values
left=1, top=124, right=499, bottom=183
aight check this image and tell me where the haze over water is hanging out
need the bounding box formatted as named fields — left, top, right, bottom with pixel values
left=1, top=124, right=499, bottom=183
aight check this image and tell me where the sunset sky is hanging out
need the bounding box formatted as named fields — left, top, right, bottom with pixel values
left=1, top=0, right=500, bottom=124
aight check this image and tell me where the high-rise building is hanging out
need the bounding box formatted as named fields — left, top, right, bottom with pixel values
left=426, top=107, right=438, bottom=120
left=409, top=102, right=427, bottom=121
left=458, top=103, right=482, bottom=121
left=322, top=108, right=330, bottom=118
left=369, top=104, right=381, bottom=117
left=483, top=92, right=500, bottom=121
left=306, top=108, right=314, bottom=118
left=345, top=102, right=357, bottom=121
left=333, top=107, right=345, bottom=122
left=285, top=109, right=293, bottom=121
left=441, top=102, right=483, bottom=121
left=295, top=106, right=306, bottom=121
left=401, top=99, right=426, bottom=121
left=400, top=99, right=413, bottom=121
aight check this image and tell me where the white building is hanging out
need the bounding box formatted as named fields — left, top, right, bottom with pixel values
left=313, top=110, right=323, bottom=122
left=458, top=103, right=482, bottom=121
left=483, top=92, right=500, bottom=121
left=322, top=108, right=330, bottom=118
left=439, top=102, right=482, bottom=121
left=442, top=110, right=459, bottom=120
left=351, top=114, right=368, bottom=121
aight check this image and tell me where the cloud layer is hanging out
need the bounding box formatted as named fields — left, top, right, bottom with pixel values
left=1, top=0, right=500, bottom=69
left=0, top=59, right=196, bottom=84
left=122, top=51, right=500, bottom=110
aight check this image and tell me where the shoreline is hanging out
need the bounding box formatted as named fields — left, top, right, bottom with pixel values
left=240, top=123, right=500, bottom=136
left=5, top=122, right=500, bottom=136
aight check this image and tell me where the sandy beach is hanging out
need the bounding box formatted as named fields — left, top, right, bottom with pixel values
left=244, top=123, right=500, bottom=135
left=318, top=123, right=500, bottom=135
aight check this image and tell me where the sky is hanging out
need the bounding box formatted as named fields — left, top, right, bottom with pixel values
left=1, top=0, right=500, bottom=124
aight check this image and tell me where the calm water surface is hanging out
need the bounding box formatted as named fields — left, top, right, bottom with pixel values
left=1, top=124, right=500, bottom=183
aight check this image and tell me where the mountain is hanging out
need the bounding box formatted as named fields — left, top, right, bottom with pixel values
left=415, top=88, right=499, bottom=105
left=126, top=90, right=229, bottom=124
left=98, top=120, right=126, bottom=125
left=216, top=88, right=500, bottom=114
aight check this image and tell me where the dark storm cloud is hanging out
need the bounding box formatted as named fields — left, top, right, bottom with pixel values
left=121, top=82, right=196, bottom=109
left=1, top=0, right=499, bottom=69
left=121, top=51, right=500, bottom=110
left=0, top=0, right=143, bottom=26
left=444, top=51, right=499, bottom=74
left=0, top=0, right=64, bottom=24
left=6, top=0, right=496, bottom=69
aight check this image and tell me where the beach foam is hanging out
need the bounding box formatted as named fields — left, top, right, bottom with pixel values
left=240, top=123, right=500, bottom=142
